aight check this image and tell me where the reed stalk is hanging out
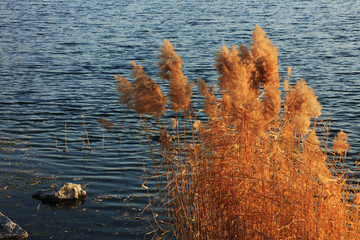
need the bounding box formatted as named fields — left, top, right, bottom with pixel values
left=65, top=122, right=68, bottom=152
left=81, top=113, right=91, bottom=152
left=55, top=138, right=58, bottom=152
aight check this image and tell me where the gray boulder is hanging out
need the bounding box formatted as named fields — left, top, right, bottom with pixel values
left=0, top=212, right=28, bottom=239
left=33, top=183, right=86, bottom=202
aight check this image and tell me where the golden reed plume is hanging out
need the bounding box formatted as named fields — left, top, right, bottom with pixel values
left=159, top=39, right=194, bottom=113
left=115, top=62, right=167, bottom=116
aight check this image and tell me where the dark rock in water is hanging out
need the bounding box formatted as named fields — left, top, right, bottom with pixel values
left=151, top=131, right=176, bottom=144
left=0, top=212, right=28, bottom=239
left=33, top=183, right=87, bottom=209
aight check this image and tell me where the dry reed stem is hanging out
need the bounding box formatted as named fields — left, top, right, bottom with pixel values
left=65, top=122, right=68, bottom=152
left=81, top=113, right=91, bottom=152
left=97, top=118, right=116, bottom=151
left=55, top=138, right=58, bottom=152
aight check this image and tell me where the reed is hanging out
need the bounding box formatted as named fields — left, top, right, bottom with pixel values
left=97, top=117, right=116, bottom=151
left=65, top=122, right=68, bottom=152
left=81, top=113, right=92, bottom=152
left=116, top=25, right=360, bottom=239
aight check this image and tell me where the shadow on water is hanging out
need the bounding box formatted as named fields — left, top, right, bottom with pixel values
left=34, top=198, right=87, bottom=211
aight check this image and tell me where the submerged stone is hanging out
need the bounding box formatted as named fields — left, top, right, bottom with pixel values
left=0, top=212, right=28, bottom=239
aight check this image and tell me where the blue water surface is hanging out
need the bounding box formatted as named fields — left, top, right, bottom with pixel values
left=0, top=0, right=359, bottom=239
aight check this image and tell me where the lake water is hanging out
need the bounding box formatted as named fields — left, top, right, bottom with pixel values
left=0, top=0, right=359, bottom=239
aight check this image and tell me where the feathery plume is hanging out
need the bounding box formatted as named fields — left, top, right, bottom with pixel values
left=169, top=118, right=178, bottom=129
left=131, top=62, right=167, bottom=116
left=159, top=39, right=193, bottom=112
left=284, top=79, right=322, bottom=135
left=238, top=44, right=251, bottom=63
left=251, top=25, right=281, bottom=121
left=197, top=78, right=218, bottom=118
left=250, top=25, right=280, bottom=89
left=115, top=75, right=134, bottom=108
left=332, top=130, right=349, bottom=155
left=215, top=45, right=256, bottom=107
left=193, top=120, right=205, bottom=132
left=97, top=118, right=116, bottom=129
left=197, top=78, right=209, bottom=96
left=115, top=63, right=167, bottom=116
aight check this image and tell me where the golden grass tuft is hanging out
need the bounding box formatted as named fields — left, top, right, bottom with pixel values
left=116, top=26, right=360, bottom=239
left=159, top=39, right=194, bottom=113
left=332, top=130, right=350, bottom=155
left=115, top=62, right=167, bottom=116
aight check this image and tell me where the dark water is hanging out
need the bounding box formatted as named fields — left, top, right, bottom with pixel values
left=0, top=0, right=359, bottom=239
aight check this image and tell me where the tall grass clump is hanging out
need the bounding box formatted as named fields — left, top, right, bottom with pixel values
left=115, top=25, right=360, bottom=239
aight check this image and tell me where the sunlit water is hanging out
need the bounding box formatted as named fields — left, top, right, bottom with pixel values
left=0, top=0, right=359, bottom=239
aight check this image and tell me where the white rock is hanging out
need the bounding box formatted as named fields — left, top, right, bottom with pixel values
left=33, top=183, right=86, bottom=202
left=0, top=212, right=28, bottom=239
